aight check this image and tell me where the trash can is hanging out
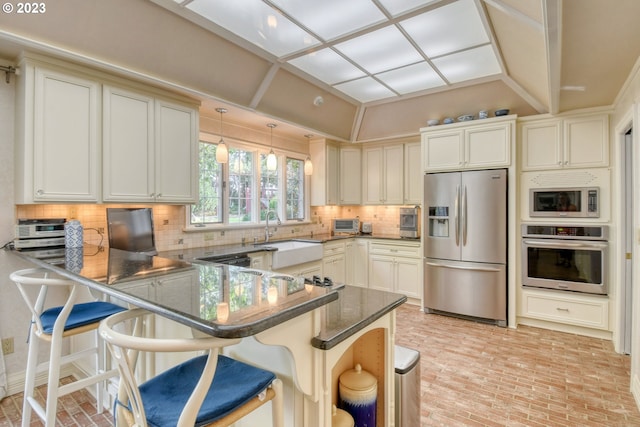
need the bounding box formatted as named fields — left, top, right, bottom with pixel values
left=394, top=345, right=420, bottom=427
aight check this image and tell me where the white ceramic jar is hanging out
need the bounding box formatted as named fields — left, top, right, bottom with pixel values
left=338, top=364, right=377, bottom=427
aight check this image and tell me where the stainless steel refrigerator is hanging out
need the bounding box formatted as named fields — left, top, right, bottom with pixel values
left=423, top=169, right=507, bottom=326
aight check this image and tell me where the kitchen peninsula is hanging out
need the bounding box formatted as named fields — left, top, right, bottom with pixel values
left=11, top=246, right=406, bottom=427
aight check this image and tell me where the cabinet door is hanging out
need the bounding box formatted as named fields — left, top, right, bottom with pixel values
left=33, top=67, right=99, bottom=202
left=564, top=115, right=609, bottom=168
left=368, top=255, right=395, bottom=292
left=340, top=147, right=362, bottom=205
left=396, top=257, right=421, bottom=299
left=521, top=120, right=562, bottom=170
left=404, top=142, right=422, bottom=204
left=363, top=147, right=383, bottom=204
left=422, top=130, right=463, bottom=172
left=155, top=99, right=198, bottom=203
left=323, top=255, right=346, bottom=284
left=352, top=240, right=369, bottom=288
left=326, top=144, right=340, bottom=205
left=383, top=145, right=404, bottom=204
left=465, top=123, right=511, bottom=168
left=103, top=85, right=155, bottom=202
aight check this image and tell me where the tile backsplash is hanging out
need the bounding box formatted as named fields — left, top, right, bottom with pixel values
left=15, top=204, right=416, bottom=251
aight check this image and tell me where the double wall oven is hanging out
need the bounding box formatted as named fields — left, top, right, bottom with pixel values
left=521, top=224, right=608, bottom=295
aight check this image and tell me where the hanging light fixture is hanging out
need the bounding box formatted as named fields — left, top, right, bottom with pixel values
left=266, top=123, right=277, bottom=171
left=215, top=107, right=228, bottom=164
left=304, top=134, right=313, bottom=176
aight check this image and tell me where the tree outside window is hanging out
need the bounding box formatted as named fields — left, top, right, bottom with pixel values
left=228, top=148, right=254, bottom=223
left=286, top=158, right=305, bottom=220
left=260, top=153, right=280, bottom=221
left=191, top=142, right=222, bottom=225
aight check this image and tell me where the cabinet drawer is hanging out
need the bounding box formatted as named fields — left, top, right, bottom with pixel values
left=522, top=291, right=609, bottom=330
left=369, top=242, right=421, bottom=258
left=324, top=240, right=346, bottom=256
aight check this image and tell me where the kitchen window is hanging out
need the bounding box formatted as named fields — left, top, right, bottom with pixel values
left=189, top=139, right=309, bottom=229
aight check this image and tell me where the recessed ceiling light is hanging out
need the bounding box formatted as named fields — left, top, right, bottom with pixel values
left=560, top=85, right=586, bottom=91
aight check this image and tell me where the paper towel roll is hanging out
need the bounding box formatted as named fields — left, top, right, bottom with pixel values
left=65, top=220, right=83, bottom=248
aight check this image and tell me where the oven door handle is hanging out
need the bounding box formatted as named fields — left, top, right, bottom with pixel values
left=522, top=239, right=608, bottom=249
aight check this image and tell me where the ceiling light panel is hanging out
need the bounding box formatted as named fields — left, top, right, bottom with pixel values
left=288, top=49, right=366, bottom=84
left=187, top=0, right=319, bottom=57
left=335, top=26, right=424, bottom=74
left=334, top=77, right=396, bottom=103
left=432, top=45, right=502, bottom=83
left=400, top=0, right=489, bottom=58
left=377, top=0, right=439, bottom=17
left=376, top=62, right=445, bottom=94
left=269, top=0, right=386, bottom=41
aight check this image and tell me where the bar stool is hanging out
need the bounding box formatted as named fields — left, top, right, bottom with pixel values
left=10, top=267, right=126, bottom=426
left=99, top=308, right=284, bottom=427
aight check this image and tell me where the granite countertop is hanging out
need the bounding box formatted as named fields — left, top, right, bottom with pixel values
left=159, top=233, right=420, bottom=262
left=10, top=246, right=406, bottom=348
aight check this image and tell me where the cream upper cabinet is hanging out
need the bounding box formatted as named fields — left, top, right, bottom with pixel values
left=103, top=86, right=198, bottom=203
left=421, top=116, right=514, bottom=172
left=520, top=114, right=609, bottom=171
left=310, top=140, right=339, bottom=206
left=363, top=144, right=404, bottom=205
left=15, top=63, right=100, bottom=203
left=404, top=142, right=422, bottom=204
left=339, top=147, right=362, bottom=205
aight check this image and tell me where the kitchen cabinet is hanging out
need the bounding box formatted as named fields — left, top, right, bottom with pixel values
left=15, top=62, right=100, bottom=203
left=520, top=113, right=609, bottom=170
left=345, top=239, right=368, bottom=288
left=421, top=116, right=514, bottom=172
left=323, top=240, right=346, bottom=284
left=339, top=147, right=362, bottom=205
left=520, top=288, right=609, bottom=331
left=368, top=240, right=421, bottom=299
left=404, top=142, right=422, bottom=204
left=363, top=144, right=404, bottom=205
left=310, top=139, right=340, bottom=206
left=103, top=85, right=198, bottom=203
left=273, top=260, right=321, bottom=282
left=249, top=251, right=270, bottom=270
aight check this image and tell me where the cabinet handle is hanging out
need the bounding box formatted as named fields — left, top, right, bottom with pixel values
left=563, top=161, right=568, bottom=165
left=557, top=161, right=562, bottom=165
left=556, top=307, right=569, bottom=312
left=36, top=189, right=43, bottom=196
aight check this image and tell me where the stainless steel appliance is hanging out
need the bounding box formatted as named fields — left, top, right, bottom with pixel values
left=332, top=218, right=359, bottom=234
left=399, top=207, right=420, bottom=238
left=107, top=208, right=157, bottom=255
left=521, top=224, right=608, bottom=294
left=361, top=222, right=373, bottom=234
left=16, top=218, right=66, bottom=239
left=424, top=169, right=507, bottom=326
left=530, top=187, right=599, bottom=218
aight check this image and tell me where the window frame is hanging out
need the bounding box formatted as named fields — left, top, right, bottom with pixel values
left=186, top=133, right=310, bottom=231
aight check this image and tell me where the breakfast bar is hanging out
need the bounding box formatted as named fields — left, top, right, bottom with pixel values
left=12, top=246, right=406, bottom=427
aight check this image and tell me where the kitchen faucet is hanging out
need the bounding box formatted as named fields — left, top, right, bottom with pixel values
left=265, top=209, right=281, bottom=242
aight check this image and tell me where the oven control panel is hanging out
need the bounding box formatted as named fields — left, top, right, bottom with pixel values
left=521, top=224, right=608, bottom=240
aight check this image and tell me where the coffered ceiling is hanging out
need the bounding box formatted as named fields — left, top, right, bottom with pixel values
left=0, top=0, right=639, bottom=143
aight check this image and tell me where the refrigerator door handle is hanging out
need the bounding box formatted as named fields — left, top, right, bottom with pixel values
left=425, top=261, right=503, bottom=273
left=462, top=185, right=468, bottom=246
left=454, top=185, right=460, bottom=246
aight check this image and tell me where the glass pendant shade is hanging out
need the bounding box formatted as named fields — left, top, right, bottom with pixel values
left=304, top=157, right=313, bottom=175
left=267, top=149, right=277, bottom=171
left=216, top=139, right=228, bottom=163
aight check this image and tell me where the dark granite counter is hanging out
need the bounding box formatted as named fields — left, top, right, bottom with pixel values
left=11, top=245, right=406, bottom=349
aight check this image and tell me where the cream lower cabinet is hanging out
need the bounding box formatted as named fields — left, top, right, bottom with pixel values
left=15, top=62, right=100, bottom=203
left=345, top=239, right=368, bottom=287
left=323, top=240, right=346, bottom=284
left=273, top=260, right=322, bottom=282
left=103, top=85, right=198, bottom=203
left=368, top=240, right=421, bottom=299
left=519, top=288, right=609, bottom=331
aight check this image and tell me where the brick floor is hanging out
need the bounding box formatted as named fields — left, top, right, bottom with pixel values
left=1, top=304, right=640, bottom=426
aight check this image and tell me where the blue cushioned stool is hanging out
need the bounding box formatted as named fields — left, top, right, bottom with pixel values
left=99, top=308, right=284, bottom=427
left=10, top=267, right=126, bottom=427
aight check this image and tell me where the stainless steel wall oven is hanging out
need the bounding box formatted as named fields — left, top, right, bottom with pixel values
left=521, top=224, right=608, bottom=295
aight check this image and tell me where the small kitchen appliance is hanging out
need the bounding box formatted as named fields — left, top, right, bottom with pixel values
left=333, top=218, right=359, bottom=234
left=399, top=207, right=420, bottom=238
left=530, top=187, right=599, bottom=218
left=360, top=222, right=372, bottom=234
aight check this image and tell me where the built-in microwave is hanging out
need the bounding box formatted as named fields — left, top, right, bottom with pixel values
left=529, top=187, right=599, bottom=218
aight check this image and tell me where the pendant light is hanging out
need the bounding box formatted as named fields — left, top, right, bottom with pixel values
left=215, top=107, right=228, bottom=164
left=266, top=123, right=277, bottom=171
left=304, top=134, right=313, bottom=176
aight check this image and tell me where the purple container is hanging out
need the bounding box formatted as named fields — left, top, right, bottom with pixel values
left=338, top=364, right=377, bottom=427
